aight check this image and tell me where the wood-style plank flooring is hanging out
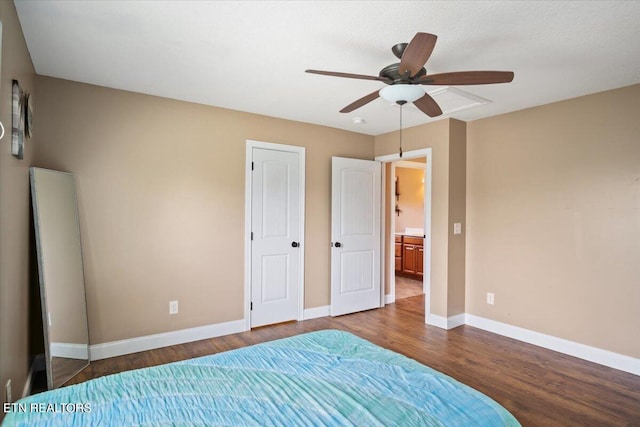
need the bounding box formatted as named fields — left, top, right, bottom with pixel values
left=395, top=275, right=424, bottom=299
left=67, top=295, right=640, bottom=426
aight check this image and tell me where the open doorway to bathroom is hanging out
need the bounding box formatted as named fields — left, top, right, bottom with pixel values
left=385, top=156, right=430, bottom=304
left=392, top=159, right=426, bottom=300
left=378, top=148, right=431, bottom=320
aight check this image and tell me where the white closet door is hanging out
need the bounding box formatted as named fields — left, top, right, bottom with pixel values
left=251, top=148, right=300, bottom=327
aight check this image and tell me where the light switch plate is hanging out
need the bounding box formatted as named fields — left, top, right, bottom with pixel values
left=453, top=223, right=462, bottom=235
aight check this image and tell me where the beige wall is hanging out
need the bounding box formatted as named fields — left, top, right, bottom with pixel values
left=34, top=76, right=374, bottom=345
left=394, top=167, right=424, bottom=233
left=447, top=120, right=466, bottom=316
left=466, top=84, right=640, bottom=358
left=0, top=1, right=38, bottom=409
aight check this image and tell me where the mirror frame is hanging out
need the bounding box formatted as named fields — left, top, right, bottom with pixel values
left=30, top=167, right=90, bottom=389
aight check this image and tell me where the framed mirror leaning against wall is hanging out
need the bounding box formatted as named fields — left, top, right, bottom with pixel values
left=0, top=21, right=5, bottom=140
left=30, top=168, right=90, bottom=389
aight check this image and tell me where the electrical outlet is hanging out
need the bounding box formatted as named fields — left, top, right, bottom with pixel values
left=6, top=379, right=12, bottom=403
left=169, top=300, right=179, bottom=315
left=487, top=292, right=495, bottom=305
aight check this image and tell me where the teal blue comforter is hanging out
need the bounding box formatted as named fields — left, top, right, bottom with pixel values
left=3, top=330, right=520, bottom=426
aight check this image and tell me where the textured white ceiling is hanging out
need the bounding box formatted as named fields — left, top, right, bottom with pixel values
left=14, top=1, right=640, bottom=135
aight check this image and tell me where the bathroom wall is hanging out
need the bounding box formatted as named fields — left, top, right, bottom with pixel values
left=394, top=166, right=425, bottom=233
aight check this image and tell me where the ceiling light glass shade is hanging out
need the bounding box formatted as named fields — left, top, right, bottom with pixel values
left=379, top=84, right=425, bottom=103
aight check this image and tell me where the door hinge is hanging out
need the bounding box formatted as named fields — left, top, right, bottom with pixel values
left=251, top=161, right=254, bottom=171
left=250, top=302, right=253, bottom=311
left=251, top=232, right=253, bottom=241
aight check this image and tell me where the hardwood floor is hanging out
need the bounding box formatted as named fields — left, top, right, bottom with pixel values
left=67, top=295, right=640, bottom=426
left=395, top=274, right=424, bottom=299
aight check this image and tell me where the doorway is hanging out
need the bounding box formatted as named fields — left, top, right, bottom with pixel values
left=376, top=148, right=432, bottom=321
left=392, top=160, right=426, bottom=300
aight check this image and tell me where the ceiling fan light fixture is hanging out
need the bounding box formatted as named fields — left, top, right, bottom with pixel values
left=379, top=84, right=424, bottom=104
left=307, top=32, right=513, bottom=118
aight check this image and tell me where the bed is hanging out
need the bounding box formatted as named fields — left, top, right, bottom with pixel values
left=3, top=330, right=520, bottom=426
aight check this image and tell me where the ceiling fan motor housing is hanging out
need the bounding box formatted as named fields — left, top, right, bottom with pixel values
left=379, top=63, right=427, bottom=84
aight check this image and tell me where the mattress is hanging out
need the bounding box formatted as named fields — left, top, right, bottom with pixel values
left=3, top=330, right=520, bottom=426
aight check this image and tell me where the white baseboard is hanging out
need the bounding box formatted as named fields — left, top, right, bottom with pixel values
left=303, top=305, right=330, bottom=320
left=448, top=313, right=466, bottom=329
left=89, top=319, right=246, bottom=361
left=89, top=307, right=334, bottom=362
left=385, top=294, right=395, bottom=304
left=465, top=314, right=640, bottom=377
left=426, top=313, right=447, bottom=329
left=50, top=342, right=89, bottom=360
left=426, top=313, right=465, bottom=330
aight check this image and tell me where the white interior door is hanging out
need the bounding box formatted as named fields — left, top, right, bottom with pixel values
left=251, top=147, right=301, bottom=327
left=331, top=157, right=382, bottom=316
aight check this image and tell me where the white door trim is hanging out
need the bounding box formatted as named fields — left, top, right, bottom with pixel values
left=394, top=160, right=427, bottom=170
left=376, top=148, right=432, bottom=323
left=244, top=140, right=306, bottom=331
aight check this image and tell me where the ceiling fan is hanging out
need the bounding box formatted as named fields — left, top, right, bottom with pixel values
left=306, top=32, right=514, bottom=117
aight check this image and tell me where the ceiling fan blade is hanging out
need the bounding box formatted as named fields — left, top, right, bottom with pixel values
left=418, top=71, right=515, bottom=85
left=306, top=69, right=391, bottom=83
left=413, top=93, right=443, bottom=117
left=340, top=90, right=380, bottom=113
left=398, top=33, right=437, bottom=77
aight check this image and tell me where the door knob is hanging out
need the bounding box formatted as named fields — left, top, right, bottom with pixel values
left=291, top=241, right=299, bottom=248
left=334, top=242, right=342, bottom=248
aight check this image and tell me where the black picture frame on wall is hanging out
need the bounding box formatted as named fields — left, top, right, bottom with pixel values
left=12, top=79, right=25, bottom=159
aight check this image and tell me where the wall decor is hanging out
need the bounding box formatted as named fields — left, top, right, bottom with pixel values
left=11, top=79, right=25, bottom=159
left=25, top=93, right=34, bottom=138
left=0, top=21, right=4, bottom=140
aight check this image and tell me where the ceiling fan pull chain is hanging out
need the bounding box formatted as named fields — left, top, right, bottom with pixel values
left=399, top=103, right=403, bottom=158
